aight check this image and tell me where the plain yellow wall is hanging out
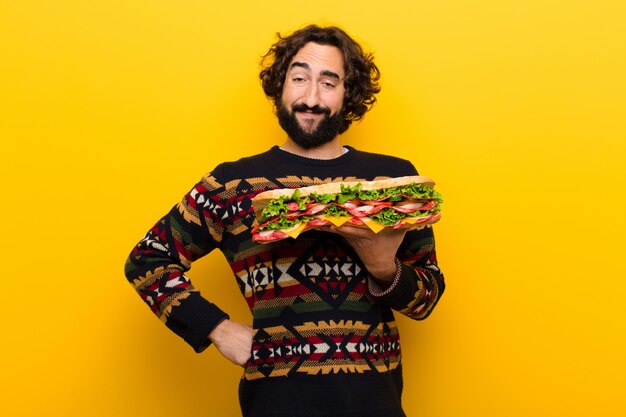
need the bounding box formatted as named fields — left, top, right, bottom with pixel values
left=1, top=1, right=625, bottom=416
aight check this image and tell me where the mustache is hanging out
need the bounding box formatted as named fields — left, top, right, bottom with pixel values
left=291, top=103, right=331, bottom=115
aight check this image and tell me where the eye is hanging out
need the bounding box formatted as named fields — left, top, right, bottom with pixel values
left=292, top=77, right=307, bottom=85
left=320, top=81, right=337, bottom=91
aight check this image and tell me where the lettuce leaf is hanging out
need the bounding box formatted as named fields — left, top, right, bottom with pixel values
left=337, top=183, right=361, bottom=204
left=260, top=188, right=310, bottom=222
left=310, top=192, right=336, bottom=204
left=323, top=204, right=349, bottom=217
left=371, top=207, right=440, bottom=226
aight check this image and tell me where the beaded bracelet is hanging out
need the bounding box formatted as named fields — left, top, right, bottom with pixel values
left=368, top=257, right=402, bottom=296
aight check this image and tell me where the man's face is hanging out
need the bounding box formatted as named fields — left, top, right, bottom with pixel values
left=278, top=42, right=346, bottom=148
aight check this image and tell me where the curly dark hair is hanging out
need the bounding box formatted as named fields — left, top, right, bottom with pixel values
left=260, top=25, right=381, bottom=134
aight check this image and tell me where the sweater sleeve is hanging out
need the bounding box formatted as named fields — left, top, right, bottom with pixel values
left=124, top=169, right=231, bottom=352
left=367, top=226, right=445, bottom=320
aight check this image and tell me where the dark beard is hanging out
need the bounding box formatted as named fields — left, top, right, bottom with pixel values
left=277, top=103, right=343, bottom=149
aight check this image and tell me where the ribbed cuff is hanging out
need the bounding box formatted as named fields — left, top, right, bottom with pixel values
left=182, top=298, right=230, bottom=353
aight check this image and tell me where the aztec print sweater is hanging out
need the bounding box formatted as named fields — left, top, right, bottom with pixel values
left=125, top=146, right=445, bottom=417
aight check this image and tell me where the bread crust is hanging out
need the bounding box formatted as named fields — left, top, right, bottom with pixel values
left=252, top=175, right=434, bottom=217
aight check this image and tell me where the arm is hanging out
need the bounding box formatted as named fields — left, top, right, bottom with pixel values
left=208, top=319, right=254, bottom=366
left=329, top=225, right=445, bottom=320
left=124, top=171, right=232, bottom=352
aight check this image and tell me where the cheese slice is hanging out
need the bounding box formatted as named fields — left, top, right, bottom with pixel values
left=401, top=218, right=418, bottom=224
left=360, top=217, right=386, bottom=233
left=282, top=222, right=307, bottom=239
left=324, top=215, right=351, bottom=227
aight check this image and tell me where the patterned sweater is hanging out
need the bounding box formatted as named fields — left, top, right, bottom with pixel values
left=125, top=146, right=445, bottom=417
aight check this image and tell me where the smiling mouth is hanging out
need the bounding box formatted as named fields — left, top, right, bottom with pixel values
left=297, top=111, right=323, bottom=118
left=291, top=104, right=330, bottom=115
left=295, top=113, right=322, bottom=132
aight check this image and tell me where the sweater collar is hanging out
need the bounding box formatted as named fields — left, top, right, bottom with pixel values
left=271, top=145, right=357, bottom=167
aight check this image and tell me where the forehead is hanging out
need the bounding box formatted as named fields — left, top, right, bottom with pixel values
left=289, top=42, right=345, bottom=76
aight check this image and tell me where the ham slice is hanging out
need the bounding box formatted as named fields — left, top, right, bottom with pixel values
left=390, top=199, right=437, bottom=213
left=346, top=204, right=388, bottom=217
left=347, top=217, right=365, bottom=225
left=306, top=217, right=330, bottom=228
left=304, top=203, right=330, bottom=216
left=253, top=229, right=289, bottom=242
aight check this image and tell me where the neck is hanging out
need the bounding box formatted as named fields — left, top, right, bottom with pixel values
left=281, top=137, right=345, bottom=160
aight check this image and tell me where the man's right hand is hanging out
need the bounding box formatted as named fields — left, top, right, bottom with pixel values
left=208, top=319, right=254, bottom=367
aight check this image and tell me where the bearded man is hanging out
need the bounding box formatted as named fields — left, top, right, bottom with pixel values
left=125, top=25, right=445, bottom=417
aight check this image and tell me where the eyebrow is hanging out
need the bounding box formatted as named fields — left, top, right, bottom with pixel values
left=290, top=62, right=342, bottom=81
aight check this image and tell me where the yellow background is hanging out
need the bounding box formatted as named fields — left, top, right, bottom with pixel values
left=1, top=1, right=625, bottom=416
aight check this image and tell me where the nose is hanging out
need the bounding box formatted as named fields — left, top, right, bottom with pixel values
left=301, top=82, right=321, bottom=108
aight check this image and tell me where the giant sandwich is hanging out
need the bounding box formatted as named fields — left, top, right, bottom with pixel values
left=251, top=176, right=442, bottom=243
